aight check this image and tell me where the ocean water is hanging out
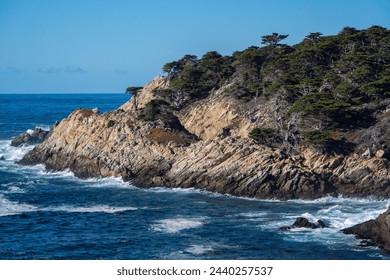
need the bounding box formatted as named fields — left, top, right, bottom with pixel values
left=0, top=93, right=389, bottom=260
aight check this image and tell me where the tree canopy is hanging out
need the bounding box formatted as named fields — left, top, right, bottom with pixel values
left=126, top=86, right=143, bottom=95
left=261, top=33, right=289, bottom=46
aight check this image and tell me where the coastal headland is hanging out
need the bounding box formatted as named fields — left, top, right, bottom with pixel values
left=19, top=26, right=390, bottom=250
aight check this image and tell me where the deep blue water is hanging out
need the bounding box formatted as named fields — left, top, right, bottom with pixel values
left=0, top=94, right=389, bottom=260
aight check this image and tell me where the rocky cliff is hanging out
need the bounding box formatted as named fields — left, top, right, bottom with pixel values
left=343, top=206, right=390, bottom=252
left=20, top=75, right=390, bottom=200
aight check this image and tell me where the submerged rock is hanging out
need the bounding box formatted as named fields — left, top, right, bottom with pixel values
left=342, top=207, right=390, bottom=252
left=11, top=127, right=49, bottom=147
left=280, top=217, right=327, bottom=231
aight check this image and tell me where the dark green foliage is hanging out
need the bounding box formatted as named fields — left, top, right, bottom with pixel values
left=137, top=99, right=172, bottom=122
left=305, top=32, right=323, bottom=41
left=290, top=92, right=351, bottom=129
left=291, top=92, right=350, bottom=116
left=249, top=127, right=277, bottom=145
left=163, top=51, right=234, bottom=103
left=162, top=61, right=180, bottom=77
left=107, top=120, right=116, bottom=128
left=230, top=46, right=267, bottom=99
left=126, top=87, right=143, bottom=95
left=261, top=33, right=289, bottom=46
left=157, top=26, right=389, bottom=107
left=303, top=130, right=332, bottom=144
left=156, top=25, right=389, bottom=107
left=362, top=75, right=390, bottom=97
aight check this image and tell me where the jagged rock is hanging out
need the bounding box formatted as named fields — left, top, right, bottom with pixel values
left=0, top=155, right=5, bottom=160
left=292, top=217, right=319, bottom=229
left=11, top=132, right=30, bottom=147
left=280, top=217, right=327, bottom=231
left=11, top=127, right=49, bottom=147
left=317, top=220, right=326, bottom=228
left=354, top=113, right=390, bottom=161
left=342, top=207, right=390, bottom=252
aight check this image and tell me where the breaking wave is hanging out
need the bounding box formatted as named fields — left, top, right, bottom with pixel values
left=151, top=217, right=206, bottom=234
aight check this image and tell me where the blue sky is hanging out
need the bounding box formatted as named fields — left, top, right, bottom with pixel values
left=0, top=0, right=389, bottom=93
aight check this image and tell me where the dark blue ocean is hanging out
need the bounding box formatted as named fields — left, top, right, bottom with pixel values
left=0, top=94, right=389, bottom=260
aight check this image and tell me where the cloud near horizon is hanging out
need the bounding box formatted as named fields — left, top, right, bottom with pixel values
left=3, top=66, right=24, bottom=74
left=37, top=65, right=86, bottom=74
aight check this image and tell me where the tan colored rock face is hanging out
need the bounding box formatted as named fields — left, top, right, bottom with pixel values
left=120, top=76, right=167, bottom=111
left=177, top=97, right=251, bottom=140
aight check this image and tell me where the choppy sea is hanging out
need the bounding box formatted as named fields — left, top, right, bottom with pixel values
left=0, top=94, right=389, bottom=260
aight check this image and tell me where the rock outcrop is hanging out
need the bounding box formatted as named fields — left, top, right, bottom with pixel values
left=342, top=207, right=390, bottom=252
left=280, top=217, right=327, bottom=231
left=19, top=76, right=390, bottom=200
left=11, top=127, right=49, bottom=147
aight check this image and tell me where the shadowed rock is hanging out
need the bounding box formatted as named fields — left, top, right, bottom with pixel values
left=342, top=207, right=390, bottom=252
left=280, top=217, right=327, bottom=231
left=11, top=127, right=49, bottom=147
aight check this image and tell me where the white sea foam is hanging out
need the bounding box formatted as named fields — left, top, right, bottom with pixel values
left=0, top=140, right=34, bottom=162
left=44, top=205, right=138, bottom=213
left=250, top=197, right=390, bottom=251
left=1, top=186, right=26, bottom=194
left=0, top=194, right=37, bottom=216
left=36, top=124, right=51, bottom=131
left=287, top=195, right=389, bottom=205
left=26, top=129, right=34, bottom=135
left=148, top=186, right=224, bottom=197
left=0, top=140, right=35, bottom=161
left=37, top=168, right=75, bottom=178
left=149, top=186, right=196, bottom=193
left=151, top=217, right=206, bottom=234
left=83, top=176, right=134, bottom=189
left=236, top=212, right=268, bottom=218
left=185, top=244, right=215, bottom=255
left=161, top=242, right=239, bottom=259
left=184, top=242, right=238, bottom=256
left=245, top=196, right=390, bottom=241
left=27, top=125, right=50, bottom=132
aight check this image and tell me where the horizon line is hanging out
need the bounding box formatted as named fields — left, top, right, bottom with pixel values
left=0, top=92, right=126, bottom=94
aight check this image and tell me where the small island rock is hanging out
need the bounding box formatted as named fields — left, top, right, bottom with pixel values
left=11, top=127, right=49, bottom=147
left=280, top=217, right=327, bottom=231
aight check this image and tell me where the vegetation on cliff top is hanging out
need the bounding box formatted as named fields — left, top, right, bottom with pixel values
left=159, top=26, right=389, bottom=106
left=128, top=26, right=390, bottom=156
